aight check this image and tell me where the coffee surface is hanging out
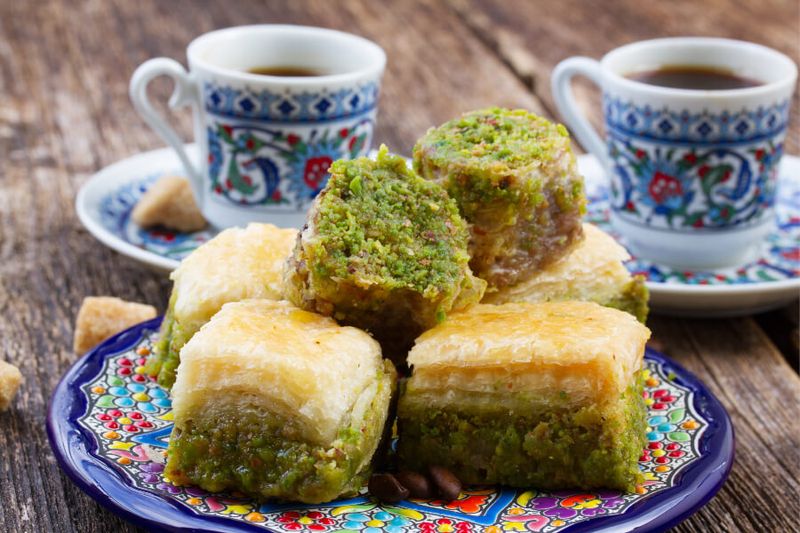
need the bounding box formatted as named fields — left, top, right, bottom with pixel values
left=247, top=65, right=324, bottom=77
left=625, top=65, right=762, bottom=90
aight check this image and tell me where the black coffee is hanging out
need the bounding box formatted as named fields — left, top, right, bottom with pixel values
left=247, top=65, right=324, bottom=77
left=625, top=65, right=762, bottom=90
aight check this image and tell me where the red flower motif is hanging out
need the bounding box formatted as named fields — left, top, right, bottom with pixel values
left=698, top=165, right=710, bottom=178
left=692, top=218, right=704, bottom=228
left=242, top=175, right=253, bottom=186
left=683, top=153, right=697, bottom=164
left=287, top=134, right=301, bottom=146
left=755, top=149, right=765, bottom=160
left=339, top=128, right=349, bottom=138
left=272, top=189, right=282, bottom=201
left=303, top=156, right=333, bottom=190
left=349, top=136, right=358, bottom=151
left=442, top=494, right=489, bottom=514
left=647, top=171, right=682, bottom=204
left=625, top=200, right=636, bottom=212
left=214, top=184, right=223, bottom=194
left=222, top=125, right=233, bottom=137
left=782, top=248, right=800, bottom=261
left=225, top=179, right=233, bottom=190
left=245, top=138, right=256, bottom=150
left=635, top=149, right=646, bottom=159
left=721, top=169, right=732, bottom=182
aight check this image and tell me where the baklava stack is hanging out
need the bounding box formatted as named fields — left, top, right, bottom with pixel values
left=397, top=301, right=650, bottom=491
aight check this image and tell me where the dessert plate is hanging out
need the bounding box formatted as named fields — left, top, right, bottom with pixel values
left=48, top=318, right=733, bottom=533
left=76, top=146, right=799, bottom=315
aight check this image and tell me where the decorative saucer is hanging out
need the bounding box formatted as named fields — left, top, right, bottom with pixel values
left=76, top=145, right=799, bottom=315
left=48, top=318, right=733, bottom=533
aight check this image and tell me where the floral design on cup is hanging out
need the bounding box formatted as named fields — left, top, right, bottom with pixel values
left=206, top=119, right=372, bottom=208
left=609, top=132, right=784, bottom=229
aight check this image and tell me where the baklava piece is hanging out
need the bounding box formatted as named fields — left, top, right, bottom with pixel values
left=148, top=223, right=297, bottom=388
left=166, top=299, right=396, bottom=504
left=414, top=108, right=586, bottom=288
left=483, top=224, right=649, bottom=322
left=398, top=301, right=650, bottom=491
left=73, top=296, right=157, bottom=355
left=284, top=145, right=486, bottom=357
left=132, top=175, right=207, bottom=233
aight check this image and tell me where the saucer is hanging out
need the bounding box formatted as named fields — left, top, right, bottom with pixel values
left=49, top=317, right=733, bottom=533
left=76, top=145, right=799, bottom=316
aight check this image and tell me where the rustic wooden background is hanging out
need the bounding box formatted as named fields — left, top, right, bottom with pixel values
left=0, top=1, right=798, bottom=532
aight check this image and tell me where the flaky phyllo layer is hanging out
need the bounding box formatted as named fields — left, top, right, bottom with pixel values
left=146, top=224, right=296, bottom=388
left=398, top=301, right=650, bottom=491
left=167, top=361, right=395, bottom=503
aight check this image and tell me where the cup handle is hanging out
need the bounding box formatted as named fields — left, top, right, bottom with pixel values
left=551, top=57, right=608, bottom=169
left=129, top=58, right=203, bottom=203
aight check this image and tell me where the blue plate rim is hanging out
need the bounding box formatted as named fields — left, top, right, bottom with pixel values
left=47, top=317, right=735, bottom=533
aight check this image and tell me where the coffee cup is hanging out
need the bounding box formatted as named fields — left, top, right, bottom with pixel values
left=552, top=37, right=796, bottom=268
left=130, top=25, right=386, bottom=229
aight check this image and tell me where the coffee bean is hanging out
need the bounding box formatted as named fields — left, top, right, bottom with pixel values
left=368, top=473, right=409, bottom=503
left=396, top=470, right=434, bottom=499
left=428, top=465, right=462, bottom=501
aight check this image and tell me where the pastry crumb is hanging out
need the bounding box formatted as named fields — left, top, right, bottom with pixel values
left=0, top=360, right=22, bottom=411
left=73, top=297, right=157, bottom=355
left=131, top=175, right=206, bottom=232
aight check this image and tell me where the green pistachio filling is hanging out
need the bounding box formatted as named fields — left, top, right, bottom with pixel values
left=397, top=376, right=647, bottom=491
left=285, top=145, right=485, bottom=354
left=166, top=363, right=394, bottom=504
left=605, top=276, right=649, bottom=323
left=145, top=290, right=195, bottom=389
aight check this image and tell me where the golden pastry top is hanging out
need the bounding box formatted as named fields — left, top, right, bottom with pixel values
left=407, top=301, right=650, bottom=406
left=171, top=299, right=385, bottom=446
left=170, top=223, right=297, bottom=333
left=483, top=224, right=631, bottom=305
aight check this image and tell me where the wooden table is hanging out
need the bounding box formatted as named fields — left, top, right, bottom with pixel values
left=1, top=1, right=798, bottom=531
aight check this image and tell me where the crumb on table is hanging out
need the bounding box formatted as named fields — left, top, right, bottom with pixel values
left=0, top=360, right=22, bottom=411
left=73, top=296, right=157, bottom=355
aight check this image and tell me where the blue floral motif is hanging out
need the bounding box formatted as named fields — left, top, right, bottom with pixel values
left=342, top=511, right=410, bottom=532
left=604, top=96, right=790, bottom=144
left=605, top=94, right=788, bottom=230
left=203, top=81, right=380, bottom=122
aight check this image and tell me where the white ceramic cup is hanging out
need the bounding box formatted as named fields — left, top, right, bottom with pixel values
left=552, top=38, right=797, bottom=269
left=130, top=25, right=386, bottom=229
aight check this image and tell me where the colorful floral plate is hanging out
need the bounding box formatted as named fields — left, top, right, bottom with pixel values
left=48, top=318, right=733, bottom=533
left=76, top=146, right=798, bottom=315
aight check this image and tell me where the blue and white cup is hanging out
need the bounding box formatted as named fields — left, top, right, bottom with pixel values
left=553, top=38, right=797, bottom=268
left=130, top=25, right=385, bottom=229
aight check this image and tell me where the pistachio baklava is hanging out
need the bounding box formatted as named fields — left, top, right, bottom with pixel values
left=483, top=224, right=649, bottom=322
left=414, top=107, right=586, bottom=288
left=397, top=301, right=650, bottom=491
left=284, top=145, right=486, bottom=358
left=166, top=299, right=396, bottom=504
left=147, top=223, right=297, bottom=388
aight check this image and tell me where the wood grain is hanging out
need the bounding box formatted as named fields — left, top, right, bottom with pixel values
left=0, top=1, right=797, bottom=532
